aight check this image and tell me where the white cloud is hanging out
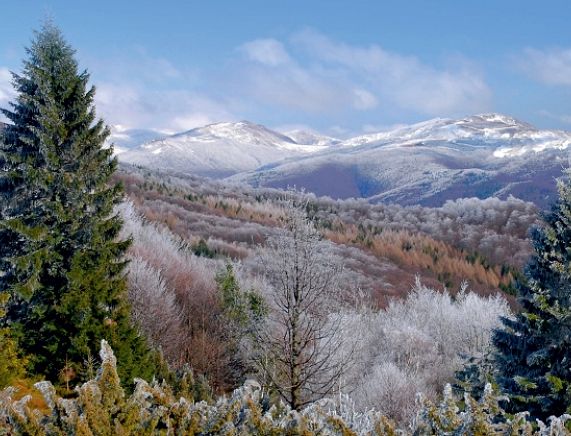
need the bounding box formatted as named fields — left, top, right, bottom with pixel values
left=0, top=67, right=15, bottom=120
left=291, top=29, right=491, bottom=116
left=95, top=83, right=235, bottom=132
left=362, top=122, right=407, bottom=133
left=91, top=31, right=491, bottom=130
left=518, top=47, right=571, bottom=86
left=235, top=63, right=350, bottom=114
left=352, top=88, right=378, bottom=110
left=1, top=30, right=493, bottom=133
left=327, top=125, right=350, bottom=137
left=234, top=37, right=379, bottom=114
left=537, top=109, right=571, bottom=125
left=88, top=48, right=236, bottom=132
left=240, top=39, right=291, bottom=66
left=2, top=62, right=231, bottom=133
left=85, top=48, right=185, bottom=85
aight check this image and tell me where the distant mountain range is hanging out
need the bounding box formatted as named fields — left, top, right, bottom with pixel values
left=108, top=114, right=571, bottom=207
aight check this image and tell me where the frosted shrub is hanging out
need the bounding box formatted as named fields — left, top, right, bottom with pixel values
left=3, top=341, right=571, bottom=435
left=127, top=257, right=183, bottom=359
left=0, top=341, right=395, bottom=435
left=413, top=383, right=571, bottom=435
left=344, top=279, right=511, bottom=424
left=363, top=362, right=424, bottom=423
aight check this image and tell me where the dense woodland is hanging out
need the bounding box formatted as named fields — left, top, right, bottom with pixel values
left=116, top=164, right=536, bottom=300
left=2, top=24, right=571, bottom=435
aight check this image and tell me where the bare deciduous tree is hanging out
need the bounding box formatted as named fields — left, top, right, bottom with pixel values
left=255, top=203, right=349, bottom=410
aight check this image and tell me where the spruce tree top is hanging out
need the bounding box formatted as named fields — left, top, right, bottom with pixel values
left=1, top=22, right=116, bottom=298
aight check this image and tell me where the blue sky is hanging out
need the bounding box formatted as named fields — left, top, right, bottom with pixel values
left=2, top=0, right=571, bottom=136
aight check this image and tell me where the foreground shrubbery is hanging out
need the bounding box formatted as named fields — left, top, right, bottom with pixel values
left=2, top=341, right=570, bottom=435
left=0, top=341, right=384, bottom=435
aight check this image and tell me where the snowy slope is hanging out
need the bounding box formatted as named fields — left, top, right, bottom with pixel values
left=344, top=114, right=571, bottom=154
left=119, top=121, right=329, bottom=177
left=284, top=129, right=341, bottom=147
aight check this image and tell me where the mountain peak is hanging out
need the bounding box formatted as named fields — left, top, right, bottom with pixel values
left=344, top=113, right=543, bottom=148
left=173, top=120, right=296, bottom=145
left=120, top=120, right=332, bottom=177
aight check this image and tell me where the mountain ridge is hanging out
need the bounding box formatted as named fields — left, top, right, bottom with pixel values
left=119, top=120, right=330, bottom=177
left=117, top=113, right=571, bottom=208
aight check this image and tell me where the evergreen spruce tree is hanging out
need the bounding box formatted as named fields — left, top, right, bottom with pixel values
left=215, top=264, right=267, bottom=387
left=493, top=171, right=571, bottom=420
left=0, top=23, right=156, bottom=384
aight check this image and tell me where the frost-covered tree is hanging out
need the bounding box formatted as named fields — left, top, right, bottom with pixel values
left=0, top=24, right=156, bottom=384
left=256, top=204, right=348, bottom=410
left=342, top=280, right=510, bottom=424
left=494, top=171, right=571, bottom=420
left=126, top=257, right=183, bottom=359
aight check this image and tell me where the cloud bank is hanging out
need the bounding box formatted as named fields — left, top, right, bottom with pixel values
left=235, top=30, right=491, bottom=117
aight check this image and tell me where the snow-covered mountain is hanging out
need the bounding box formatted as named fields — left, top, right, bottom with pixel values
left=344, top=114, right=571, bottom=155
left=117, top=114, right=571, bottom=208
left=232, top=114, right=571, bottom=207
left=119, top=121, right=329, bottom=177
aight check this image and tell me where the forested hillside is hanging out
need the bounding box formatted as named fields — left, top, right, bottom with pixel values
left=116, top=163, right=536, bottom=303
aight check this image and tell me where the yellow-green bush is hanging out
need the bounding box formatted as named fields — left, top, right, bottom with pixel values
left=0, top=294, right=27, bottom=389
left=2, top=340, right=570, bottom=435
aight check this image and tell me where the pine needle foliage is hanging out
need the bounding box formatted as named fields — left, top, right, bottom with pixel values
left=494, top=170, right=571, bottom=420
left=0, top=23, right=156, bottom=385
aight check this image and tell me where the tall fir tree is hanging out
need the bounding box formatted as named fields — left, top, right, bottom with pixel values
left=493, top=170, right=571, bottom=420
left=0, top=23, right=156, bottom=384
